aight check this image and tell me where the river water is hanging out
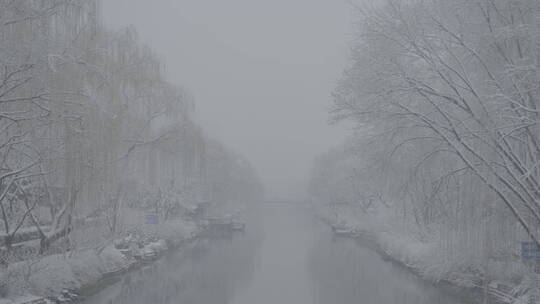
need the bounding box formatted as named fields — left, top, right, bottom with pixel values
left=84, top=203, right=470, bottom=304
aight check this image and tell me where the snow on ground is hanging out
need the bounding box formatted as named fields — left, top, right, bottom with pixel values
left=4, top=246, right=127, bottom=297
left=314, top=203, right=540, bottom=304
left=0, top=217, right=198, bottom=300
left=0, top=295, right=45, bottom=304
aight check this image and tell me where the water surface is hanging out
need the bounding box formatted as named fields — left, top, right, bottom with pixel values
left=84, top=204, right=468, bottom=304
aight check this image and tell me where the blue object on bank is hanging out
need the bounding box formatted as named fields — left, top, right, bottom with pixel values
left=521, top=242, right=540, bottom=260
left=145, top=213, right=159, bottom=225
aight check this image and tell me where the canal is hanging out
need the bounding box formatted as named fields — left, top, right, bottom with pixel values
left=84, top=203, right=470, bottom=304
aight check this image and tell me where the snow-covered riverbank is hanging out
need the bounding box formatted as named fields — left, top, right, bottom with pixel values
left=0, top=220, right=197, bottom=304
left=313, top=204, right=539, bottom=304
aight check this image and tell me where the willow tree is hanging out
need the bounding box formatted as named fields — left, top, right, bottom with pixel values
left=0, top=0, right=98, bottom=253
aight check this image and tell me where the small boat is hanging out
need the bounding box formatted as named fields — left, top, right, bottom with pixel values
left=331, top=226, right=359, bottom=237
left=231, top=221, right=246, bottom=231
left=200, top=217, right=234, bottom=238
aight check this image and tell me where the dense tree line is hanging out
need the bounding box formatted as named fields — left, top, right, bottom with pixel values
left=311, top=0, right=540, bottom=284
left=0, top=0, right=262, bottom=258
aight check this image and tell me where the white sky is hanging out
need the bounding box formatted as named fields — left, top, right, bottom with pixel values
left=102, top=0, right=352, bottom=200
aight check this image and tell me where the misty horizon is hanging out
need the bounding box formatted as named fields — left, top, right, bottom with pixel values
left=1, top=1, right=539, bottom=303
left=102, top=0, right=353, bottom=200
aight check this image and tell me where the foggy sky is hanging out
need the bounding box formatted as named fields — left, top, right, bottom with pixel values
left=102, top=0, right=352, bottom=200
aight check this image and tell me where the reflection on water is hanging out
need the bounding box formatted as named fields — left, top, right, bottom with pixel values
left=84, top=209, right=262, bottom=304
left=310, top=235, right=467, bottom=304
left=85, top=204, right=470, bottom=304
left=87, top=236, right=259, bottom=304
left=231, top=204, right=315, bottom=304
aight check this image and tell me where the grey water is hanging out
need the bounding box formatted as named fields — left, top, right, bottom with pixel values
left=84, top=204, right=469, bottom=304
